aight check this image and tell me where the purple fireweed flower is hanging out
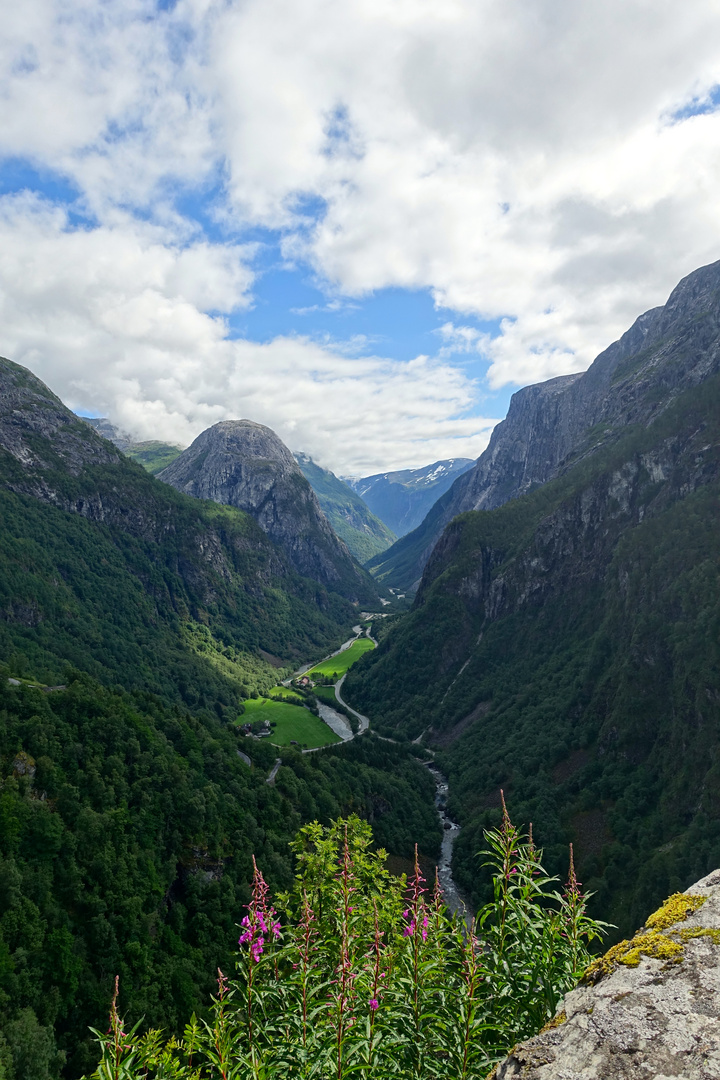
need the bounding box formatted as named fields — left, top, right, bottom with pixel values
left=239, top=856, right=279, bottom=962
left=369, top=998, right=379, bottom=1011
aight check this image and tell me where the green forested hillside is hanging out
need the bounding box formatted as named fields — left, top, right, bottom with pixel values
left=0, top=482, right=351, bottom=706
left=123, top=441, right=183, bottom=475
left=347, top=375, right=720, bottom=940
left=0, top=674, right=437, bottom=1076
left=294, top=453, right=396, bottom=563
left=0, top=359, right=441, bottom=1077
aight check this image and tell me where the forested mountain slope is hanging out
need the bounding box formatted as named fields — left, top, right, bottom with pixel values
left=159, top=420, right=378, bottom=604
left=369, top=258, right=720, bottom=592
left=294, top=452, right=396, bottom=564
left=0, top=358, right=439, bottom=1076
left=347, top=288, right=720, bottom=940
left=0, top=359, right=359, bottom=700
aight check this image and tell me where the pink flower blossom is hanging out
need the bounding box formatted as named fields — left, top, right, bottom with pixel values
left=369, top=998, right=379, bottom=1011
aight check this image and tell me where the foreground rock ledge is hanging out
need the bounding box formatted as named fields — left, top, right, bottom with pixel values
left=491, top=869, right=720, bottom=1079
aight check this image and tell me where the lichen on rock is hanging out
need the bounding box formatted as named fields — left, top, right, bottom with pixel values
left=492, top=869, right=720, bottom=1079
left=584, top=891, right=708, bottom=980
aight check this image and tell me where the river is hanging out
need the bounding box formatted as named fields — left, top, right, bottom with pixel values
left=425, top=761, right=472, bottom=919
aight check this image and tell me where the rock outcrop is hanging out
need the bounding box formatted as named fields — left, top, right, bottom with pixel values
left=0, top=358, right=122, bottom=483
left=158, top=420, right=376, bottom=601
left=492, top=869, right=720, bottom=1079
left=371, top=258, right=720, bottom=591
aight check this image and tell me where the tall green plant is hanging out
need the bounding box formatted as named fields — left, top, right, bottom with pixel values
left=86, top=809, right=608, bottom=1079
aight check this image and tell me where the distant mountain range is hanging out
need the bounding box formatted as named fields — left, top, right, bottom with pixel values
left=82, top=418, right=184, bottom=474
left=346, top=458, right=474, bottom=538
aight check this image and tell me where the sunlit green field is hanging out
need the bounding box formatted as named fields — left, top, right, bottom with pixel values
left=267, top=685, right=305, bottom=704
left=240, top=697, right=341, bottom=749
left=306, top=637, right=375, bottom=679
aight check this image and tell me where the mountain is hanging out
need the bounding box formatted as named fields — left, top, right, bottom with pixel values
left=367, top=260, right=720, bottom=592
left=81, top=415, right=134, bottom=449
left=347, top=458, right=474, bottom=538
left=0, top=359, right=368, bottom=701
left=124, top=439, right=184, bottom=474
left=0, top=358, right=438, bottom=1075
left=158, top=421, right=378, bottom=604
left=81, top=417, right=185, bottom=474
left=293, top=452, right=396, bottom=564
left=346, top=258, right=720, bottom=939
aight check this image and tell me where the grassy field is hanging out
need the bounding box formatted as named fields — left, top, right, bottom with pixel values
left=240, top=697, right=341, bottom=749
left=313, top=685, right=339, bottom=705
left=306, top=637, right=375, bottom=680
left=267, top=685, right=305, bottom=704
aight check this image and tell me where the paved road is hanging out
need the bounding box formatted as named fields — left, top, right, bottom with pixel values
left=334, top=675, right=369, bottom=735
left=266, top=758, right=282, bottom=785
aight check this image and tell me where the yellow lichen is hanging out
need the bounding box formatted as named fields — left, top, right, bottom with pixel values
left=616, top=930, right=683, bottom=967
left=584, top=892, right=708, bottom=981
left=539, top=1010, right=567, bottom=1034
left=645, top=893, right=706, bottom=931
left=677, top=926, right=720, bottom=945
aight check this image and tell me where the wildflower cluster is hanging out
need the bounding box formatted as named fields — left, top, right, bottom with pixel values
left=87, top=810, right=609, bottom=1080
left=238, top=856, right=281, bottom=963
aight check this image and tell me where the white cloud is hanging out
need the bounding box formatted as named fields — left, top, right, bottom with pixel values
left=0, top=195, right=494, bottom=474
left=2, top=0, right=720, bottom=470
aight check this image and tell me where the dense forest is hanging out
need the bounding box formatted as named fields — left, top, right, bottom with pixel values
left=0, top=669, right=438, bottom=1076
left=0, top=359, right=440, bottom=1078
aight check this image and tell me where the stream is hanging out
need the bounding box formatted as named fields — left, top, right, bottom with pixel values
left=288, top=629, right=469, bottom=916
left=425, top=762, right=471, bottom=918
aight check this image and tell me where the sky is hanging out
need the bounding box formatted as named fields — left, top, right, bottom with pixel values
left=1, top=1, right=720, bottom=476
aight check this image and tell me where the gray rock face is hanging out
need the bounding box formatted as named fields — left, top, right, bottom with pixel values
left=158, top=420, right=373, bottom=600
left=492, top=869, right=720, bottom=1080
left=0, top=358, right=122, bottom=475
left=375, top=258, right=720, bottom=591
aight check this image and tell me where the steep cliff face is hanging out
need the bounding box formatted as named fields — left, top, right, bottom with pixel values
left=371, top=258, right=720, bottom=591
left=347, top=349, right=720, bottom=934
left=158, top=421, right=377, bottom=602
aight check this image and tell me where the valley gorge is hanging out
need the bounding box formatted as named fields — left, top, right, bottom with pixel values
left=1, top=258, right=720, bottom=1076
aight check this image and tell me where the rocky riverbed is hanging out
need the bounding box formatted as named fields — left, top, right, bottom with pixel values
left=426, top=762, right=471, bottom=918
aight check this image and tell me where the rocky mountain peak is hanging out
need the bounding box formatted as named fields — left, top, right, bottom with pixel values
left=158, top=420, right=376, bottom=602
left=0, top=357, right=122, bottom=484
left=369, top=257, right=720, bottom=591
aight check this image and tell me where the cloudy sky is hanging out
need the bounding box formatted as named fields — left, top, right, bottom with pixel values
left=2, top=0, right=720, bottom=475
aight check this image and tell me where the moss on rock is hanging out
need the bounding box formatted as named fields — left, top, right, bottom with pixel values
left=584, top=892, right=708, bottom=981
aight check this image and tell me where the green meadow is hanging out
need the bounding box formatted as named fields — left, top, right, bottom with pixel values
left=240, top=696, right=341, bottom=749
left=306, top=637, right=375, bottom=679
left=267, top=685, right=305, bottom=703
left=312, top=685, right=339, bottom=705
